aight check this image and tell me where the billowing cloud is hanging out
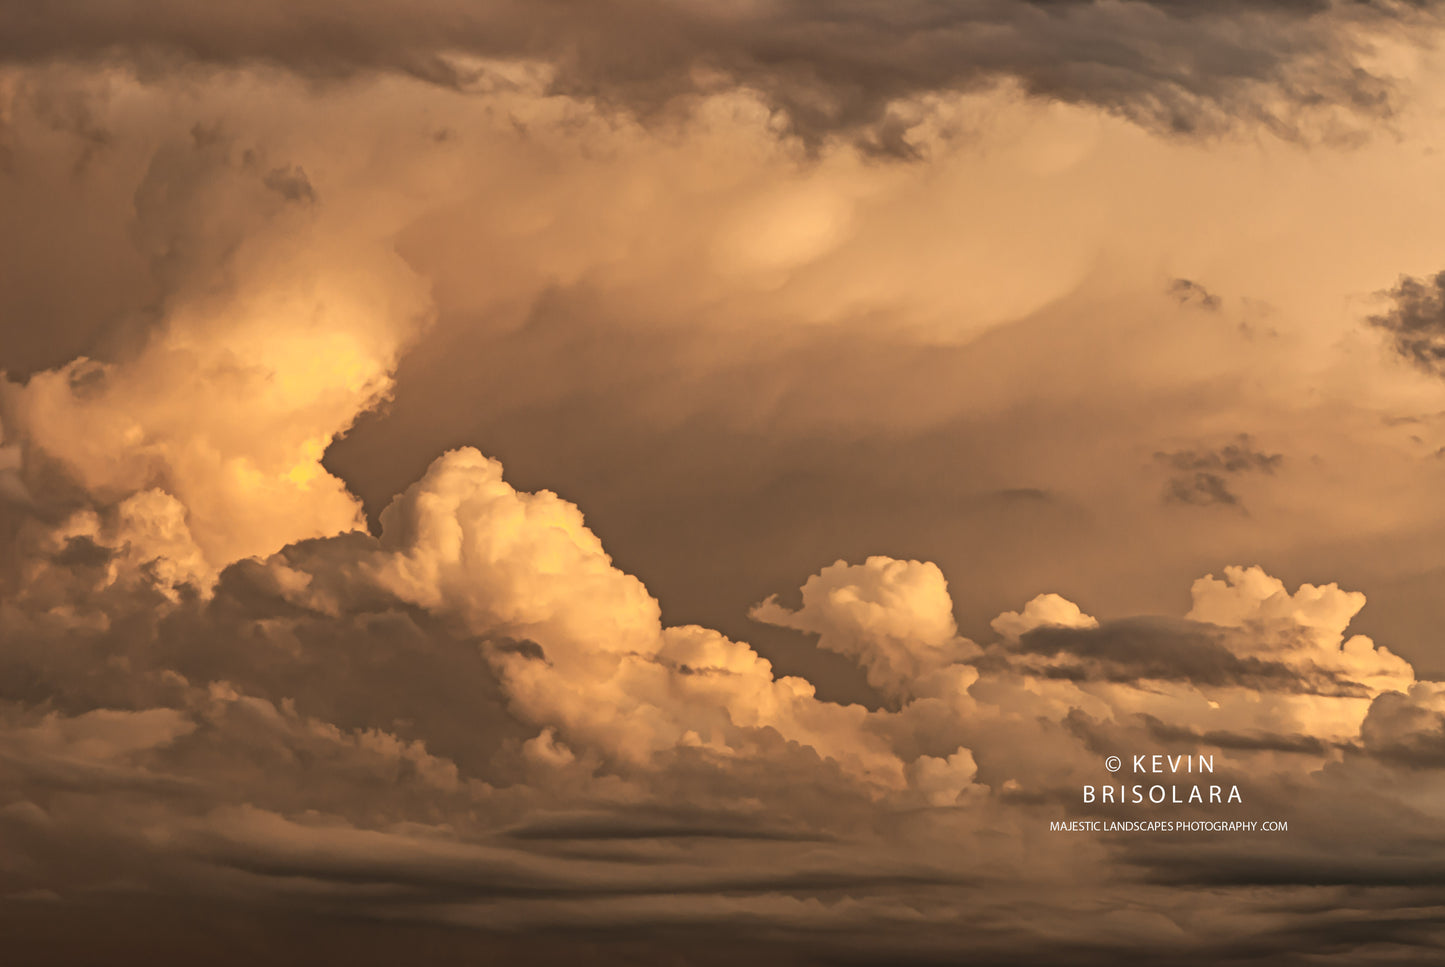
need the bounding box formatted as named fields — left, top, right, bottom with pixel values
left=750, top=556, right=973, bottom=701
left=4, top=423, right=1443, bottom=961
left=8, top=11, right=1445, bottom=964
left=3, top=297, right=1439, bottom=956
left=0, top=126, right=433, bottom=574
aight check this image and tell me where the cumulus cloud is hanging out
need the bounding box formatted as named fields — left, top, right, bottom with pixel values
left=990, top=591, right=1099, bottom=641
left=8, top=224, right=1421, bottom=939
left=4, top=277, right=1414, bottom=955
left=750, top=556, right=974, bottom=701
left=3, top=396, right=1445, bottom=961
left=0, top=121, right=434, bottom=576
left=7, top=14, right=1445, bottom=964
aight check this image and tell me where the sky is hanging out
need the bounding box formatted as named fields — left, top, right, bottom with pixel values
left=7, top=1, right=1445, bottom=963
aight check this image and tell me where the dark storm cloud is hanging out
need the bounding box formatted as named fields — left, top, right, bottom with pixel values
left=1012, top=616, right=1368, bottom=694
left=0, top=0, right=1432, bottom=147
left=1155, top=433, right=1282, bottom=507
left=158, top=549, right=535, bottom=781
left=1371, top=269, right=1445, bottom=376
left=1359, top=687, right=1445, bottom=767
left=1138, top=712, right=1333, bottom=753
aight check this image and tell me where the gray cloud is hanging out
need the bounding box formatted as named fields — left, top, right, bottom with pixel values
left=1138, top=712, right=1335, bottom=754
left=0, top=0, right=1434, bottom=148
left=1169, top=278, right=1222, bottom=311
left=1360, top=687, right=1445, bottom=767
left=261, top=164, right=317, bottom=204
left=1010, top=616, right=1364, bottom=693
left=1371, top=269, right=1445, bottom=376
left=1155, top=434, right=1282, bottom=507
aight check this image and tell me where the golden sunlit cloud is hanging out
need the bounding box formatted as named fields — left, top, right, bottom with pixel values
left=8, top=3, right=1445, bottom=964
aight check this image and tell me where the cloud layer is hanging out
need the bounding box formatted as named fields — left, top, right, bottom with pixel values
left=7, top=13, right=1445, bottom=962
left=0, top=0, right=1437, bottom=148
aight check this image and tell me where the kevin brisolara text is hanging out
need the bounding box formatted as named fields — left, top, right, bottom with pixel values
left=1050, top=820, right=1289, bottom=832
left=1085, top=783, right=1242, bottom=804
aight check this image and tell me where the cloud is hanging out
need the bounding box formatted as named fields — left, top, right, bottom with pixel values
left=0, top=0, right=1433, bottom=149
left=0, top=122, right=434, bottom=574
left=2, top=419, right=1444, bottom=960
left=16, top=293, right=1417, bottom=917
left=1137, top=712, right=1334, bottom=754
left=9, top=24, right=1445, bottom=964
left=990, top=591, right=1099, bottom=641
left=1169, top=277, right=1222, bottom=311
left=1359, top=682, right=1445, bottom=767
left=1012, top=616, right=1363, bottom=692
left=749, top=556, right=974, bottom=701
left=1155, top=434, right=1283, bottom=507
left=1371, top=269, right=1445, bottom=376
